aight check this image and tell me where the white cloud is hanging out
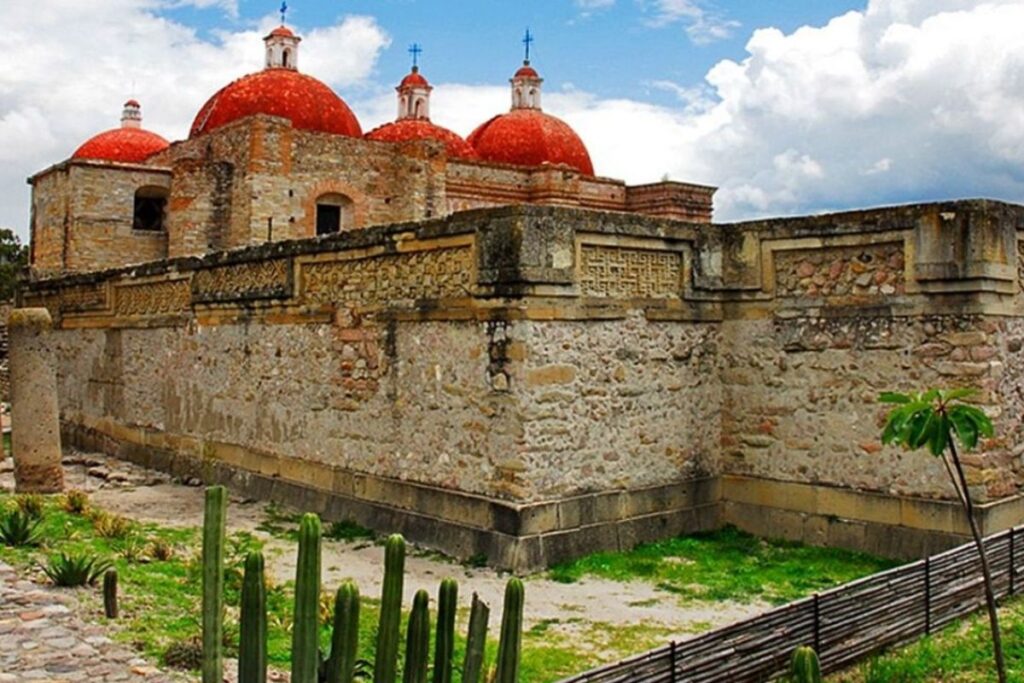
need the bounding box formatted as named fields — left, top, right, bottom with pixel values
left=0, top=1, right=388, bottom=239
left=644, top=0, right=740, bottom=45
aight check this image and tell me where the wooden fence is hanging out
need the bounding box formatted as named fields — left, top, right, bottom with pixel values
left=558, top=527, right=1023, bottom=682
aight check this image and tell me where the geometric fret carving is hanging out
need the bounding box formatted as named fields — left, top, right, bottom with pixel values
left=580, top=246, right=681, bottom=299
left=114, top=280, right=191, bottom=316
left=302, top=247, right=473, bottom=305
left=192, top=259, right=292, bottom=303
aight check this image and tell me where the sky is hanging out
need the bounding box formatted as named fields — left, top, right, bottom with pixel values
left=3, top=0, right=1024, bottom=241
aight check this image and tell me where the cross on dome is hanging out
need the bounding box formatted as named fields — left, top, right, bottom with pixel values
left=409, top=43, right=423, bottom=69
left=523, top=28, right=534, bottom=64
left=396, top=44, right=432, bottom=121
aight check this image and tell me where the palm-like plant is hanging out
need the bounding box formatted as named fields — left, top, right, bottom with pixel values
left=40, top=552, right=113, bottom=587
left=0, top=509, right=43, bottom=546
left=880, top=388, right=1005, bottom=683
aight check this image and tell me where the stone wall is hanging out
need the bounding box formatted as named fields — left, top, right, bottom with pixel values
left=19, top=200, right=1024, bottom=568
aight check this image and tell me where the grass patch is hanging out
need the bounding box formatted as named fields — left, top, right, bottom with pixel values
left=549, top=525, right=898, bottom=605
left=832, top=595, right=1024, bottom=682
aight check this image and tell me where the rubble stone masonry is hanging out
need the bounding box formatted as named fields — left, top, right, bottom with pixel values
left=18, top=200, right=1024, bottom=569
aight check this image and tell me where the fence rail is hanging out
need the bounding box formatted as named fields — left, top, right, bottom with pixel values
left=559, top=526, right=1022, bottom=683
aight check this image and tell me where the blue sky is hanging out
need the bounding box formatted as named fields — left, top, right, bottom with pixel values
left=3, top=0, right=1024, bottom=237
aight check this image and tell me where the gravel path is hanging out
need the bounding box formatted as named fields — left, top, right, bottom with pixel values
left=0, top=560, right=175, bottom=683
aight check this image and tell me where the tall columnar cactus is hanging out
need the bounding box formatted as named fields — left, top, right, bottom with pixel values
left=494, top=578, right=524, bottom=683
left=461, top=592, right=490, bottom=683
left=790, top=646, right=822, bottom=683
left=239, top=551, right=267, bottom=683
left=402, top=589, right=431, bottom=683
left=326, top=581, right=361, bottom=683
left=103, top=568, right=118, bottom=619
left=291, top=514, right=323, bottom=683
left=374, top=534, right=406, bottom=683
left=431, top=578, right=458, bottom=683
left=202, top=485, right=227, bottom=683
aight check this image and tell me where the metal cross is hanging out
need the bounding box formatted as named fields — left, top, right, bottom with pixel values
left=523, top=28, right=534, bottom=63
left=409, top=43, right=423, bottom=69
left=280, top=1, right=288, bottom=24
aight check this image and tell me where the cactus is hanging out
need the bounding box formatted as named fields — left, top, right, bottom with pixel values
left=239, top=551, right=267, bottom=683
left=461, top=593, right=490, bottom=683
left=403, top=589, right=431, bottom=683
left=202, top=485, right=227, bottom=683
left=494, top=578, right=524, bottom=683
left=326, top=581, right=361, bottom=683
left=102, top=568, right=118, bottom=619
left=291, top=513, right=322, bottom=683
left=790, top=646, right=822, bottom=683
left=431, top=578, right=458, bottom=683
left=374, top=534, right=406, bottom=683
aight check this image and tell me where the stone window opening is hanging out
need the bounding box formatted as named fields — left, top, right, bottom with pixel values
left=315, top=193, right=353, bottom=236
left=282, top=49, right=291, bottom=68
left=133, top=186, right=168, bottom=231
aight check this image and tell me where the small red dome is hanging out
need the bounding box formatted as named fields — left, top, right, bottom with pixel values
left=468, top=109, right=594, bottom=175
left=72, top=127, right=169, bottom=164
left=124, top=98, right=141, bottom=108
left=268, top=25, right=295, bottom=38
left=514, top=64, right=540, bottom=79
left=366, top=120, right=478, bottom=159
left=190, top=69, right=362, bottom=138
left=400, top=69, right=430, bottom=89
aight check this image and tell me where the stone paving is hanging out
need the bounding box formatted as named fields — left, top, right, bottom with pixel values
left=0, top=560, right=176, bottom=683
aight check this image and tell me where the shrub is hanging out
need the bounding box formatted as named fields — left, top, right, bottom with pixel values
left=0, top=509, right=43, bottom=547
left=94, top=513, right=134, bottom=539
left=149, top=538, right=174, bottom=561
left=118, top=533, right=148, bottom=563
left=61, top=490, right=90, bottom=515
left=16, top=494, right=45, bottom=519
left=40, top=552, right=112, bottom=587
left=163, top=636, right=204, bottom=671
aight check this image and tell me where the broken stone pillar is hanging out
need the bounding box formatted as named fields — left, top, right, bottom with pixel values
left=8, top=308, right=63, bottom=492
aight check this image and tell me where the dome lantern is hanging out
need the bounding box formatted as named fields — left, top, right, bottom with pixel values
left=265, top=25, right=301, bottom=70
left=511, top=63, right=542, bottom=111
left=397, top=44, right=432, bottom=121
left=121, top=99, right=142, bottom=129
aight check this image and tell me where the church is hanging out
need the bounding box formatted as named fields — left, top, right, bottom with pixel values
left=28, top=24, right=714, bottom=277
left=17, top=17, right=1024, bottom=572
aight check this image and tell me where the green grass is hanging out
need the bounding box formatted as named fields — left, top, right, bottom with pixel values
left=833, top=596, right=1024, bottom=682
left=548, top=525, right=899, bottom=605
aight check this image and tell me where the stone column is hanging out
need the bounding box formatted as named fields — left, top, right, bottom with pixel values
left=8, top=308, right=63, bottom=493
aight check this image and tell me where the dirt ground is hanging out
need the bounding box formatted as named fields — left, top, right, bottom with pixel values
left=1, top=449, right=768, bottom=658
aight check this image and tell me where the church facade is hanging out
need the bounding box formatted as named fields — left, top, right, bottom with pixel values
left=18, top=25, right=1024, bottom=571
left=28, top=26, right=713, bottom=277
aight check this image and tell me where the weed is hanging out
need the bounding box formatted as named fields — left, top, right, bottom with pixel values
left=15, top=494, right=45, bottom=518
left=163, top=636, right=203, bottom=671
left=0, top=509, right=43, bottom=547
left=61, top=490, right=90, bottom=515
left=118, top=533, right=149, bottom=563
left=149, top=538, right=175, bottom=561
left=325, top=518, right=375, bottom=541
left=94, top=513, right=134, bottom=539
left=40, top=551, right=112, bottom=587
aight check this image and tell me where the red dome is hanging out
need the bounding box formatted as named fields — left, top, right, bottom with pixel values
left=400, top=69, right=430, bottom=89
left=514, top=64, right=540, bottom=79
left=366, top=120, right=478, bottom=159
left=72, top=127, right=169, bottom=164
left=190, top=69, right=362, bottom=138
left=468, top=109, right=594, bottom=175
left=268, top=25, right=295, bottom=38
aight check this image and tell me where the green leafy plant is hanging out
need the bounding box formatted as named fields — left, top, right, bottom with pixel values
left=40, top=551, right=113, bottom=587
left=118, top=533, right=149, bottom=563
left=61, top=489, right=90, bottom=515
left=880, top=388, right=1005, bottom=683
left=93, top=512, right=135, bottom=539
left=16, top=494, right=45, bottom=518
left=0, top=508, right=43, bottom=546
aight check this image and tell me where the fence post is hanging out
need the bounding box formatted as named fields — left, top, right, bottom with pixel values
left=813, top=593, right=821, bottom=655
left=670, top=641, right=678, bottom=683
left=1010, top=527, right=1016, bottom=597
left=924, top=556, right=931, bottom=636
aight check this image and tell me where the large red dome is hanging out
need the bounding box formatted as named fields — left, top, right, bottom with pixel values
left=468, top=109, right=594, bottom=176
left=366, top=120, right=478, bottom=160
left=190, top=69, right=362, bottom=138
left=72, top=127, right=169, bottom=164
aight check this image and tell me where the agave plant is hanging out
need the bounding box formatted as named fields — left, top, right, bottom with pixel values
left=94, top=513, right=135, bottom=539
left=0, top=509, right=43, bottom=547
left=40, top=552, right=113, bottom=587
left=16, top=494, right=45, bottom=519
left=61, top=490, right=90, bottom=515
left=118, top=533, right=149, bottom=563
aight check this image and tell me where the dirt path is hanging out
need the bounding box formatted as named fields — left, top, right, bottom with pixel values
left=2, top=450, right=768, bottom=660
